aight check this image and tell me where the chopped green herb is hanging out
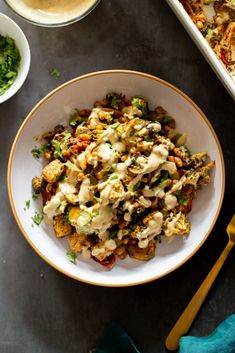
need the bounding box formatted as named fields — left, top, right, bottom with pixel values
left=63, top=160, right=79, bottom=172
left=32, top=192, right=39, bottom=200
left=111, top=122, right=120, bottom=130
left=32, top=211, right=43, bottom=226
left=49, top=67, right=61, bottom=79
left=158, top=170, right=169, bottom=186
left=90, top=210, right=100, bottom=220
left=161, top=116, right=175, bottom=125
left=177, top=195, right=190, bottom=206
left=69, top=115, right=78, bottom=126
left=131, top=96, right=148, bottom=114
left=107, top=93, right=121, bottom=109
left=64, top=210, right=71, bottom=225
left=127, top=158, right=135, bottom=167
left=32, top=143, right=50, bottom=159
left=0, top=35, right=21, bottom=96
left=110, top=175, right=118, bottom=180
left=109, top=233, right=116, bottom=239
left=93, top=196, right=100, bottom=203
left=51, top=139, right=64, bottom=160
left=79, top=120, right=86, bottom=126
left=174, top=133, right=182, bottom=142
left=26, top=200, right=30, bottom=209
left=32, top=147, right=43, bottom=159
left=66, top=251, right=77, bottom=263
left=132, top=185, right=138, bottom=193
left=145, top=136, right=153, bottom=143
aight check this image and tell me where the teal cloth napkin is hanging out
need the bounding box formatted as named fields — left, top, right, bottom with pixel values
left=95, top=315, right=235, bottom=353
left=180, top=314, right=235, bottom=353
left=95, top=323, right=140, bottom=353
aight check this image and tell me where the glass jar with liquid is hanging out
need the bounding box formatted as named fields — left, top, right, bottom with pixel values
left=4, top=0, right=100, bottom=27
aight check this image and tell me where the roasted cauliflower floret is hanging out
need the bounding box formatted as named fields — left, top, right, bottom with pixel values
left=53, top=214, right=72, bottom=238
left=42, top=159, right=64, bottom=184
left=164, top=212, right=191, bottom=237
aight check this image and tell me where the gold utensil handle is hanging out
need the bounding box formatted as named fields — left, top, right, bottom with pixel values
left=165, top=240, right=234, bottom=351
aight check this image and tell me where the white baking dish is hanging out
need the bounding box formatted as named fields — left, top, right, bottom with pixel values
left=166, top=0, right=235, bottom=99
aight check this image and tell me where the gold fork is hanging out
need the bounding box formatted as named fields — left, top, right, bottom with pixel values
left=165, top=214, right=235, bottom=351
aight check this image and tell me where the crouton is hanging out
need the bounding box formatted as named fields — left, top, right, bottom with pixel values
left=68, top=232, right=90, bottom=252
left=53, top=215, right=72, bottom=238
left=42, top=159, right=64, bottom=184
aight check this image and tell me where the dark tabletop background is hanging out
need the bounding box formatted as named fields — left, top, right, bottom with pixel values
left=0, top=1, right=234, bottom=352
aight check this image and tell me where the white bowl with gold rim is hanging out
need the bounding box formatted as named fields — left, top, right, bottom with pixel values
left=7, top=70, right=225, bottom=287
left=0, top=13, right=30, bottom=104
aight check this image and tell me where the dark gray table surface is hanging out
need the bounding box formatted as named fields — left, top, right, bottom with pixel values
left=0, top=1, right=234, bottom=352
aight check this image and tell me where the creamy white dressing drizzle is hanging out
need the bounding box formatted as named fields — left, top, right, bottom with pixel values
left=164, top=194, right=178, bottom=210
left=165, top=212, right=181, bottom=237
left=137, top=212, right=163, bottom=248
left=78, top=177, right=92, bottom=204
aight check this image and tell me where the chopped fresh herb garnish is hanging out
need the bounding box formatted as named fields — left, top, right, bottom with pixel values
left=69, top=115, right=78, bottom=126
left=107, top=93, right=121, bottom=109
left=26, top=200, right=30, bottom=209
left=51, top=139, right=64, bottom=160
left=63, top=160, right=79, bottom=172
left=145, top=136, right=153, bottom=143
left=32, top=143, right=50, bottom=159
left=49, top=67, right=61, bottom=79
left=0, top=35, right=21, bottom=96
left=161, top=116, right=175, bottom=125
left=130, top=129, right=136, bottom=136
left=132, top=185, right=138, bottom=193
left=174, top=133, right=182, bottom=142
left=79, top=120, right=86, bottom=126
left=127, top=158, right=135, bottom=167
left=66, top=251, right=77, bottom=263
left=32, top=147, right=43, bottom=159
left=109, top=233, right=116, bottom=239
left=64, top=210, right=71, bottom=225
left=110, top=175, right=118, bottom=180
left=131, top=96, right=148, bottom=114
left=90, top=210, right=100, bottom=220
left=32, top=211, right=43, bottom=225
left=111, top=122, right=120, bottom=130
left=177, top=195, right=190, bottom=206
left=93, top=196, right=100, bottom=203
left=158, top=170, right=169, bottom=186
left=32, top=191, right=39, bottom=200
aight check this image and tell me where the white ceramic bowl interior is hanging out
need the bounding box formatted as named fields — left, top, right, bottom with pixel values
left=0, top=13, right=30, bottom=104
left=8, top=71, right=225, bottom=286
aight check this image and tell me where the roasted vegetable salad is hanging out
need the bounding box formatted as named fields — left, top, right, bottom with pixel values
left=32, top=93, right=215, bottom=269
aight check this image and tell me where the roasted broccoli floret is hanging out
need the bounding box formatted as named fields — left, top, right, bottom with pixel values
left=131, top=96, right=148, bottom=115
left=32, top=176, right=44, bottom=193
left=186, top=161, right=215, bottom=188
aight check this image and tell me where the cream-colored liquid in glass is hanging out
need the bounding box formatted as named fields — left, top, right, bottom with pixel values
left=6, top=0, right=97, bottom=25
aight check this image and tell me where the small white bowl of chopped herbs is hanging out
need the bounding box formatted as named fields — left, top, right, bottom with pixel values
left=0, top=13, right=30, bottom=104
